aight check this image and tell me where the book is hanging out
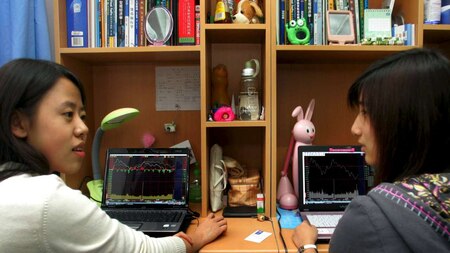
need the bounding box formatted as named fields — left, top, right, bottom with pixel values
left=138, top=0, right=146, bottom=46
left=103, top=0, right=108, bottom=47
left=66, top=0, right=88, bottom=47
left=89, top=0, right=95, bottom=47
left=107, top=0, right=117, bottom=47
left=195, top=4, right=200, bottom=45
left=124, top=0, right=129, bottom=47
left=279, top=0, right=286, bottom=44
left=348, top=0, right=358, bottom=43
left=353, top=0, right=360, bottom=43
left=358, top=0, right=365, bottom=41
left=313, top=0, right=323, bottom=45
left=405, top=23, right=415, bottom=46
left=117, top=0, right=126, bottom=47
left=307, top=0, right=314, bottom=44
left=328, top=0, right=335, bottom=10
left=178, top=0, right=195, bottom=45
left=128, top=0, right=135, bottom=46
left=97, top=0, right=103, bottom=47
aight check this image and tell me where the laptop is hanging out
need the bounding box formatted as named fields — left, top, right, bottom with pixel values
left=297, top=145, right=374, bottom=240
left=101, top=148, right=191, bottom=237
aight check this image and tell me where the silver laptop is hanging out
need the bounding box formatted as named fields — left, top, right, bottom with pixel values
left=101, top=148, right=191, bottom=237
left=297, top=145, right=374, bottom=240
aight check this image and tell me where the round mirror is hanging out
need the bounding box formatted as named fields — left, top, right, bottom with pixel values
left=145, top=7, right=174, bottom=46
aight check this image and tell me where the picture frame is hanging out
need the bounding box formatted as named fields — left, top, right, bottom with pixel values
left=326, top=10, right=356, bottom=45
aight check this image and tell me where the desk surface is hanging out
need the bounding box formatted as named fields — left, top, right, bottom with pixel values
left=187, top=217, right=329, bottom=253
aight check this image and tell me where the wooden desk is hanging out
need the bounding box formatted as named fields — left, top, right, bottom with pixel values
left=187, top=217, right=329, bottom=253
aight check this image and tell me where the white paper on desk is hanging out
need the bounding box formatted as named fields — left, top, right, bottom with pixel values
left=244, top=230, right=272, bottom=243
left=155, top=66, right=200, bottom=111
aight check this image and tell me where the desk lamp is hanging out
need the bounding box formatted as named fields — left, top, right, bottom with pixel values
left=86, top=107, right=140, bottom=205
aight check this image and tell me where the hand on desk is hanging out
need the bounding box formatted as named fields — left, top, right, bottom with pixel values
left=181, top=213, right=228, bottom=253
left=292, top=220, right=318, bottom=249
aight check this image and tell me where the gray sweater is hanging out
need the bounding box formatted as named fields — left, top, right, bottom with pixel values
left=330, top=173, right=450, bottom=253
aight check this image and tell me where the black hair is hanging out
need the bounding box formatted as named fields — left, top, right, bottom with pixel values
left=0, top=58, right=85, bottom=180
left=348, top=48, right=450, bottom=184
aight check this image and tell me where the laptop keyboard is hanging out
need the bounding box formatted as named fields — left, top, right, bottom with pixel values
left=305, top=214, right=342, bottom=228
left=106, top=209, right=183, bottom=222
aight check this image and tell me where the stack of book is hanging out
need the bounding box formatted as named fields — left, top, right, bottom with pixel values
left=66, top=0, right=200, bottom=48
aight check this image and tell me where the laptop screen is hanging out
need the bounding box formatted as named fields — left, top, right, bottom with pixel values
left=298, top=145, right=374, bottom=211
left=102, top=148, right=190, bottom=208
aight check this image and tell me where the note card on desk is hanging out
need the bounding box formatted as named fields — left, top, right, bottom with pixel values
left=245, top=230, right=272, bottom=243
left=155, top=66, right=200, bottom=111
left=364, top=9, right=392, bottom=39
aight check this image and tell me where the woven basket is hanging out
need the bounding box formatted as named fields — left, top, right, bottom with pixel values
left=228, top=169, right=260, bottom=207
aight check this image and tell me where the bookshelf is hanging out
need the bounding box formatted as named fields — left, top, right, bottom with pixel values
left=54, top=0, right=449, bottom=218
left=54, top=0, right=271, bottom=217
left=269, top=0, right=450, bottom=213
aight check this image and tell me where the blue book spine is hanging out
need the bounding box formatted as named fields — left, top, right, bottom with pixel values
left=124, top=0, right=129, bottom=47
left=300, top=0, right=305, bottom=19
left=96, top=0, right=102, bottom=47
left=66, top=0, right=88, bottom=47
left=279, top=0, right=286, bottom=45
left=406, top=24, right=413, bottom=46
left=134, top=0, right=139, bottom=46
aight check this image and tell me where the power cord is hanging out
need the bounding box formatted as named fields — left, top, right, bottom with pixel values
left=256, top=215, right=281, bottom=253
left=187, top=208, right=200, bottom=227
left=276, top=207, right=288, bottom=253
left=78, top=175, right=92, bottom=190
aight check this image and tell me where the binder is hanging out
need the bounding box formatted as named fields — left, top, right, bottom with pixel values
left=66, top=0, right=88, bottom=47
left=364, top=9, right=391, bottom=39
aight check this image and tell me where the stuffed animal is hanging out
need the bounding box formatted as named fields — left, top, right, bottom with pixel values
left=291, top=99, right=315, bottom=198
left=286, top=18, right=310, bottom=45
left=232, top=0, right=263, bottom=24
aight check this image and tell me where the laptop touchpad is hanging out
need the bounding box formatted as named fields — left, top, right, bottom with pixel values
left=123, top=223, right=143, bottom=230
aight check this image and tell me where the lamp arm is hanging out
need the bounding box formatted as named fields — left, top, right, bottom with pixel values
left=91, top=127, right=104, bottom=180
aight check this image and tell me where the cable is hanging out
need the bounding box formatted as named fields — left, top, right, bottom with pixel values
left=276, top=207, right=288, bottom=253
left=267, top=217, right=281, bottom=253
left=78, top=175, right=92, bottom=190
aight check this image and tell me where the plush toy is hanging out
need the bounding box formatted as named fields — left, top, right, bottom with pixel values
left=232, top=0, right=263, bottom=24
left=286, top=18, right=310, bottom=45
left=291, top=99, right=315, bottom=198
left=213, top=106, right=235, bottom=121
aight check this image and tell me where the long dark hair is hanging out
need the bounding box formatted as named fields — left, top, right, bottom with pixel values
left=348, top=48, right=450, bottom=184
left=0, top=58, right=86, bottom=180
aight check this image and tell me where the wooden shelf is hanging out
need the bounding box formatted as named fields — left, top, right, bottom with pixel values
left=58, top=46, right=200, bottom=63
left=205, top=120, right=268, bottom=128
left=423, top=24, right=450, bottom=44
left=275, top=45, right=417, bottom=63
left=204, top=24, right=267, bottom=44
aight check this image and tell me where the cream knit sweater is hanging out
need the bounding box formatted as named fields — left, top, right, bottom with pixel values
left=0, top=168, right=185, bottom=253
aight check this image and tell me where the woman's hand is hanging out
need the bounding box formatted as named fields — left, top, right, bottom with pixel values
left=185, top=213, right=227, bottom=253
left=292, top=220, right=318, bottom=249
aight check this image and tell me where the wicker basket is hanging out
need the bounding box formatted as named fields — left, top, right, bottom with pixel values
left=228, top=169, right=261, bottom=207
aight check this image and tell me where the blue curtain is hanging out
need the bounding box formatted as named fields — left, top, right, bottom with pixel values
left=0, top=0, right=52, bottom=67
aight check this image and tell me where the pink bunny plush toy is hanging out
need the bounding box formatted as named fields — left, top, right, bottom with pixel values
left=292, top=99, right=315, bottom=198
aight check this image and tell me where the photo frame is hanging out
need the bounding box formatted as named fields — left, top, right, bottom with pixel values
left=326, top=10, right=356, bottom=45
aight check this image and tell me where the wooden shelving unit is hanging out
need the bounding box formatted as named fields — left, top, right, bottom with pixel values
left=54, top=0, right=449, bottom=217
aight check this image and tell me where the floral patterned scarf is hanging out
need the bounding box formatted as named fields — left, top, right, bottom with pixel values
left=394, top=173, right=450, bottom=222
